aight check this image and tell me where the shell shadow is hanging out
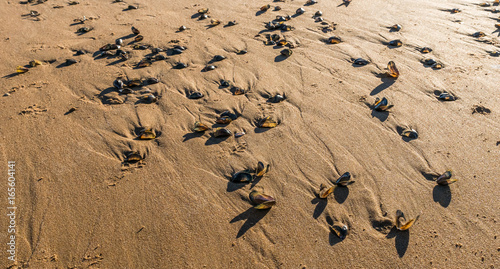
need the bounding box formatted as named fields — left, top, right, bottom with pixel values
left=421, top=171, right=439, bottom=181
left=183, top=132, right=204, bottom=142
left=250, top=176, right=262, bottom=189
left=226, top=179, right=247, bottom=192
left=333, top=186, right=349, bottom=204
left=274, top=55, right=288, bottom=62
left=2, top=72, right=22, bottom=78
left=205, top=135, right=230, bottom=145
left=311, top=197, right=328, bottom=219
left=230, top=207, right=270, bottom=238
left=254, top=127, right=272, bottom=134
left=370, top=78, right=395, bottom=96
left=433, top=185, right=452, bottom=208
left=255, top=10, right=266, bottom=16
left=386, top=227, right=410, bottom=258
left=371, top=110, right=389, bottom=122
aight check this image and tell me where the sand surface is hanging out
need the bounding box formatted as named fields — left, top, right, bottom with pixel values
left=1, top=0, right=499, bottom=268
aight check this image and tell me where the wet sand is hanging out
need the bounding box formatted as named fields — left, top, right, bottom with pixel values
left=0, top=0, right=499, bottom=268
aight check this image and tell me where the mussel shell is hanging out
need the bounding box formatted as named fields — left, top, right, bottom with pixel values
left=473, top=31, right=485, bottom=37
left=126, top=152, right=142, bottom=163
left=235, top=132, right=246, bottom=138
left=331, top=225, right=348, bottom=240
left=172, top=48, right=183, bottom=55
left=113, top=79, right=124, bottom=89
left=353, top=58, right=369, bottom=65
left=66, top=59, right=77, bottom=65
left=145, top=78, right=159, bottom=85
left=277, top=40, right=288, bottom=46
left=213, top=55, right=226, bottom=61
left=210, top=19, right=221, bottom=26
left=119, top=88, right=133, bottom=94
left=296, top=8, right=305, bottom=14
left=432, top=62, right=444, bottom=69
left=335, top=172, right=353, bottom=186
left=436, top=170, right=453, bottom=185
left=402, top=129, right=418, bottom=139
left=270, top=94, right=286, bottom=103
left=255, top=161, right=270, bottom=177
left=395, top=210, right=419, bottom=231
left=204, top=65, right=216, bottom=71
left=319, top=184, right=334, bottom=198
left=198, top=8, right=209, bottom=14
left=213, top=128, right=232, bottom=137
left=280, top=49, right=293, bottom=57
left=193, top=121, right=210, bottom=132
left=236, top=50, right=247, bottom=55
left=249, top=190, right=276, bottom=209
left=131, top=26, right=140, bottom=35
left=315, top=11, right=323, bottom=16
left=260, top=4, right=271, bottom=11
left=220, top=111, right=238, bottom=120
left=373, top=97, right=393, bottom=111
left=174, top=62, right=187, bottom=69
left=227, top=21, right=238, bottom=26
left=231, top=170, right=253, bottom=183
left=16, top=66, right=29, bottom=73
left=422, top=58, right=436, bottom=66
left=188, top=92, right=204, bottom=99
left=138, top=129, right=156, bottom=140
left=137, top=59, right=152, bottom=68
left=200, top=14, right=208, bottom=20
left=421, top=47, right=432, bottom=53
left=391, top=24, right=402, bottom=31
left=258, top=116, right=278, bottom=128
left=144, top=94, right=158, bottom=103
left=231, top=86, right=246, bottom=95
left=387, top=61, right=400, bottom=78
left=220, top=80, right=230, bottom=87
left=127, top=78, right=142, bottom=87
left=389, top=39, right=403, bottom=47
left=29, top=60, right=42, bottom=67
left=179, top=25, right=187, bottom=31
left=438, top=93, right=456, bottom=101
left=328, top=36, right=342, bottom=44
left=216, top=116, right=232, bottom=124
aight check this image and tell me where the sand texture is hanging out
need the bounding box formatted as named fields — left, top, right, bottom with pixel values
left=1, top=0, right=499, bottom=268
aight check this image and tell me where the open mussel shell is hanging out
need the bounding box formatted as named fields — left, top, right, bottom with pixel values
left=29, top=60, right=42, bottom=67
left=249, top=190, right=276, bottom=209
left=436, top=170, right=457, bottom=185
left=387, top=61, right=400, bottom=78
left=231, top=86, right=246, bottom=95
left=138, top=128, right=156, bottom=140
left=213, top=55, right=226, bottom=61
left=331, top=224, right=348, bottom=240
left=473, top=31, right=486, bottom=38
left=373, top=97, right=393, bottom=111
left=255, top=161, right=270, bottom=177
left=395, top=210, right=419, bottom=231
left=389, top=39, right=403, bottom=47
left=401, top=128, right=418, bottom=139
left=232, top=170, right=253, bottom=183
left=390, top=24, right=402, bottom=31
left=193, top=121, right=210, bottom=132
left=213, top=127, right=232, bottom=137
left=126, top=152, right=143, bottom=163
left=438, top=92, right=456, bottom=101
left=16, top=66, right=29, bottom=73
left=131, top=26, right=140, bottom=35
left=127, top=78, right=142, bottom=87
left=334, top=172, right=354, bottom=186
left=319, top=183, right=334, bottom=198
left=210, top=19, right=221, bottom=26
left=258, top=116, right=278, bottom=128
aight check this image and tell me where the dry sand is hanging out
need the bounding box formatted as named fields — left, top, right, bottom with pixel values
left=1, top=0, right=499, bottom=268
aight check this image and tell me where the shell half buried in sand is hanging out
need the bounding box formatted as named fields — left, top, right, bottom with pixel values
left=138, top=128, right=156, bottom=140
left=438, top=92, right=456, bottom=101
left=126, top=152, right=143, bottom=163
left=255, top=161, right=270, bottom=177
left=319, top=183, right=334, bottom=198
left=193, top=121, right=210, bottom=132
left=395, top=210, right=420, bottom=231
left=436, top=170, right=458, bottom=185
left=249, top=190, right=276, bottom=209
left=334, top=172, right=354, bottom=186
left=387, top=61, right=400, bottom=78
left=258, top=116, right=278, bottom=128
left=327, top=36, right=342, bottom=44
left=280, top=48, right=293, bottom=57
